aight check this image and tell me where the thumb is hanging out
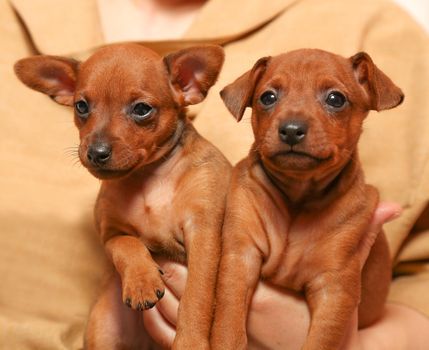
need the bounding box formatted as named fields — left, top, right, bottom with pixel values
left=357, top=202, right=402, bottom=269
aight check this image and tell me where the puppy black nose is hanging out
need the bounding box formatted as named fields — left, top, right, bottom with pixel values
left=278, top=120, right=308, bottom=145
left=87, top=143, right=112, bottom=166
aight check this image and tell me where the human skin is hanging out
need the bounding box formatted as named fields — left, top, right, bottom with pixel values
left=96, top=0, right=207, bottom=42
left=143, top=202, right=429, bottom=349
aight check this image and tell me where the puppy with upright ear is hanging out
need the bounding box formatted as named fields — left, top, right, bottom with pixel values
left=14, top=45, right=225, bottom=109
left=165, top=45, right=225, bottom=106
left=14, top=43, right=230, bottom=350
left=14, top=56, right=79, bottom=106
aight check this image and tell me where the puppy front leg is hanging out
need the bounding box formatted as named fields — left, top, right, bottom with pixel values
left=105, top=235, right=165, bottom=311
left=211, top=239, right=262, bottom=350
left=303, top=267, right=360, bottom=350
left=172, top=217, right=222, bottom=350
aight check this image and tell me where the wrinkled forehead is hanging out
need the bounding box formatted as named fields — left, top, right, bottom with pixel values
left=77, top=45, right=170, bottom=95
left=261, top=50, right=355, bottom=89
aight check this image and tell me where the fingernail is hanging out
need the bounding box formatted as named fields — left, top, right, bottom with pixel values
left=387, top=211, right=402, bottom=222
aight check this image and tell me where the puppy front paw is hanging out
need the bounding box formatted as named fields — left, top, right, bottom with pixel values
left=121, top=265, right=165, bottom=310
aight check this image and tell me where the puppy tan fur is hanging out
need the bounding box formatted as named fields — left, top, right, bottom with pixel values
left=15, top=43, right=231, bottom=349
left=212, top=49, right=403, bottom=350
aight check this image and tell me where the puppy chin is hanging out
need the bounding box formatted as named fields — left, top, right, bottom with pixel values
left=87, top=167, right=134, bottom=180
left=78, top=150, right=144, bottom=180
left=261, top=148, right=333, bottom=174
left=270, top=153, right=323, bottom=171
left=80, top=160, right=138, bottom=180
left=262, top=141, right=335, bottom=170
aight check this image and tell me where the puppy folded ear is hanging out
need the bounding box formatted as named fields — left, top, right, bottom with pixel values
left=351, top=52, right=404, bottom=111
left=220, top=56, right=270, bottom=122
left=163, top=45, right=225, bottom=106
left=14, top=56, right=79, bottom=106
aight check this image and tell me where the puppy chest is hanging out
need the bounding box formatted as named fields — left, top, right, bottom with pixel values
left=109, top=182, right=187, bottom=257
left=138, top=195, right=186, bottom=251
left=261, top=222, right=336, bottom=291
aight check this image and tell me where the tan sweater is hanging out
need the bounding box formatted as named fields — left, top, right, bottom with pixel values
left=1, top=0, right=428, bottom=348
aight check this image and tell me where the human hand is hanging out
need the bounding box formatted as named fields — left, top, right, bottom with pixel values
left=245, top=201, right=402, bottom=349
left=143, top=202, right=403, bottom=349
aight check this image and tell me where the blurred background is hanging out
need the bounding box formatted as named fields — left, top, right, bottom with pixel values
left=394, top=0, right=429, bottom=32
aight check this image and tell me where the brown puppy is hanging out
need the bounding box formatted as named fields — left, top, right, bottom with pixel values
left=14, top=43, right=231, bottom=349
left=211, top=49, right=404, bottom=350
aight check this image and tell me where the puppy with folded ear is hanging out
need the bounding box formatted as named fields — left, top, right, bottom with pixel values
left=212, top=49, right=403, bottom=350
left=15, top=43, right=231, bottom=349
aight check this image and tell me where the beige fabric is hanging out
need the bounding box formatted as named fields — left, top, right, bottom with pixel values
left=1, top=0, right=428, bottom=348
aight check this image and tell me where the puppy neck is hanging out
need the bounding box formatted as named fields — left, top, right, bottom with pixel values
left=114, top=116, right=192, bottom=182
left=255, top=151, right=363, bottom=210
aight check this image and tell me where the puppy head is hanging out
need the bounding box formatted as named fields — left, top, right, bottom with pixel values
left=221, top=49, right=404, bottom=178
left=14, top=43, right=224, bottom=179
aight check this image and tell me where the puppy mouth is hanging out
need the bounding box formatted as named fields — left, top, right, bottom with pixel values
left=89, top=167, right=135, bottom=180
left=274, top=150, right=332, bottom=162
left=265, top=149, right=334, bottom=172
left=79, top=147, right=144, bottom=180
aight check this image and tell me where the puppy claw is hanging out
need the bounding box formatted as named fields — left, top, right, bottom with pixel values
left=122, top=265, right=165, bottom=311
left=156, top=289, right=165, bottom=299
left=144, top=300, right=156, bottom=309
left=125, top=298, right=132, bottom=308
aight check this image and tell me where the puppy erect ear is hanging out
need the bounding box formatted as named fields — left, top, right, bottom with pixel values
left=164, top=45, right=225, bottom=106
left=351, top=52, right=404, bottom=111
left=14, top=56, right=79, bottom=106
left=220, top=56, right=270, bottom=122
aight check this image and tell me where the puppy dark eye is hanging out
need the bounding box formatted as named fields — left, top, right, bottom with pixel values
left=326, top=91, right=346, bottom=108
left=260, top=91, right=277, bottom=106
left=131, top=102, right=153, bottom=122
left=75, top=100, right=89, bottom=117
